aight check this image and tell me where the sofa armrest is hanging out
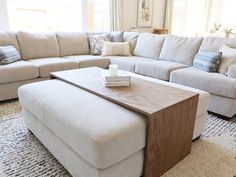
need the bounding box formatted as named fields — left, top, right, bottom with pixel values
left=228, top=64, right=236, bottom=79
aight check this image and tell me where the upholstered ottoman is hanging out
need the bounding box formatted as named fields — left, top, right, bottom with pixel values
left=18, top=77, right=210, bottom=177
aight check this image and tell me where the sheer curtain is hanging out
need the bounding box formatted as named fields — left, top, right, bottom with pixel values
left=169, top=0, right=236, bottom=36
left=110, top=0, right=122, bottom=31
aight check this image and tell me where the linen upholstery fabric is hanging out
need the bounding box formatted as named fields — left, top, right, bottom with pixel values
left=56, top=32, right=89, bottom=56
left=111, top=31, right=124, bottom=42
left=228, top=64, right=236, bottom=79
left=218, top=45, right=236, bottom=75
left=159, top=35, right=203, bottom=65
left=170, top=67, right=236, bottom=99
left=18, top=80, right=146, bottom=169
left=64, top=55, right=110, bottom=68
left=0, top=45, right=21, bottom=65
left=101, top=41, right=131, bottom=56
left=110, top=56, right=155, bottom=72
left=134, top=33, right=165, bottom=59
left=17, top=31, right=60, bottom=60
left=28, top=58, right=77, bottom=77
left=0, top=78, right=46, bottom=101
left=0, top=31, right=21, bottom=52
left=193, top=51, right=222, bottom=72
left=123, top=32, right=140, bottom=54
left=88, top=34, right=111, bottom=55
left=199, top=37, right=236, bottom=52
left=23, top=109, right=144, bottom=177
left=0, top=61, right=38, bottom=84
left=135, top=61, right=187, bottom=81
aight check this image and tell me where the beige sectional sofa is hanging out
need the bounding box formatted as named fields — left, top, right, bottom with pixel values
left=1, top=31, right=236, bottom=118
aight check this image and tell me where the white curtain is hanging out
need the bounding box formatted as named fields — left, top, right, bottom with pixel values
left=164, top=0, right=174, bottom=33
left=170, top=0, right=236, bottom=36
left=110, top=0, right=122, bottom=31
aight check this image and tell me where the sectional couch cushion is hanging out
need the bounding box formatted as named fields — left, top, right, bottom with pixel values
left=218, top=45, right=236, bottom=75
left=159, top=35, right=203, bottom=65
left=199, top=37, right=236, bottom=52
left=64, top=55, right=110, bottom=68
left=0, top=61, right=39, bottom=84
left=110, top=56, right=155, bottom=72
left=18, top=79, right=146, bottom=169
left=134, top=33, right=165, bottom=59
left=135, top=61, right=187, bottom=81
left=56, top=32, right=89, bottom=56
left=0, top=31, right=21, bottom=53
left=170, top=67, right=236, bottom=99
left=123, top=32, right=140, bottom=54
left=28, top=58, right=77, bottom=78
left=17, top=31, right=60, bottom=60
left=228, top=64, right=236, bottom=79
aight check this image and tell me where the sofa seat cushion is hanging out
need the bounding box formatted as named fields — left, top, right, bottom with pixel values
left=0, top=61, right=39, bottom=84
left=18, top=80, right=146, bottom=169
left=64, top=55, right=110, bottom=68
left=110, top=56, right=155, bottom=72
left=170, top=67, right=236, bottom=99
left=28, top=58, right=77, bottom=78
left=135, top=61, right=187, bottom=81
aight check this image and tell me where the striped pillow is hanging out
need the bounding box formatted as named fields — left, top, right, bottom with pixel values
left=0, top=45, right=21, bottom=65
left=193, top=51, right=222, bottom=72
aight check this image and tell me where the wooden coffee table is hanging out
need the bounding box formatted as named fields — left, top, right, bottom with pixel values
left=51, top=67, right=199, bottom=177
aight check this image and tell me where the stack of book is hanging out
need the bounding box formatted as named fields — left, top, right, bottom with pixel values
left=101, top=70, right=131, bottom=87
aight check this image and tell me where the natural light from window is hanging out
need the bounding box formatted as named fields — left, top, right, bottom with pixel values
left=7, top=0, right=110, bottom=32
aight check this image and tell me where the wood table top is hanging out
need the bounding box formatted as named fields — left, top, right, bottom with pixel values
left=51, top=67, right=198, bottom=116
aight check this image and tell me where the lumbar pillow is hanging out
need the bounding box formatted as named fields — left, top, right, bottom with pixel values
left=193, top=50, right=222, bottom=72
left=0, top=45, right=21, bottom=65
left=134, top=33, right=165, bottom=59
left=88, top=34, right=111, bottom=55
left=101, top=41, right=131, bottom=56
left=111, top=31, right=124, bottom=42
left=218, top=45, right=236, bottom=75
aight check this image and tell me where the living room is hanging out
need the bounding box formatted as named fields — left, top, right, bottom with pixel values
left=0, top=0, right=236, bottom=177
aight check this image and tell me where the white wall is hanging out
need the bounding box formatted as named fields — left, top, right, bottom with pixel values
left=121, top=0, right=166, bottom=32
left=0, top=0, right=9, bottom=31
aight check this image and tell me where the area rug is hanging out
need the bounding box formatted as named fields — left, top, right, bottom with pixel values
left=0, top=100, right=236, bottom=177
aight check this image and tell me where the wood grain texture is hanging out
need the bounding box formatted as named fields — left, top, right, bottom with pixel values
left=51, top=67, right=199, bottom=177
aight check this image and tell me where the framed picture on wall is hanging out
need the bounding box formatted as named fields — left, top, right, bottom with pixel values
left=137, top=0, right=153, bottom=27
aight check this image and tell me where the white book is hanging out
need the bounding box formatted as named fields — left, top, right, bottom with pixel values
left=101, top=70, right=130, bottom=82
left=103, top=80, right=131, bottom=87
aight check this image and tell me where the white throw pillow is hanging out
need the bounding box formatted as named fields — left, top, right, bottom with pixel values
left=101, top=41, right=132, bottom=56
left=218, top=45, right=236, bottom=75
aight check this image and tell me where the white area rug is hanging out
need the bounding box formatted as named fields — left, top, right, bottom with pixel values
left=0, top=100, right=236, bottom=177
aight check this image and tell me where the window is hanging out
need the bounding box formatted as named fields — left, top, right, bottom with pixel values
left=7, top=0, right=110, bottom=32
left=171, top=0, right=236, bottom=36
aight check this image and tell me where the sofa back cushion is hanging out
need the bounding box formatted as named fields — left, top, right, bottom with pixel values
left=159, top=35, right=203, bottom=65
left=0, top=31, right=21, bottom=53
left=199, top=37, right=236, bottom=52
left=134, top=33, right=165, bottom=59
left=17, top=31, right=60, bottom=60
left=56, top=32, right=89, bottom=56
left=123, top=32, right=140, bottom=54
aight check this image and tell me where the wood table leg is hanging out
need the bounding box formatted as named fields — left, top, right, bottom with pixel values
left=143, top=96, right=198, bottom=177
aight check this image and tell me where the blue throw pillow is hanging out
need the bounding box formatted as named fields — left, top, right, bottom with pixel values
left=193, top=50, right=222, bottom=72
left=0, top=45, right=21, bottom=65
